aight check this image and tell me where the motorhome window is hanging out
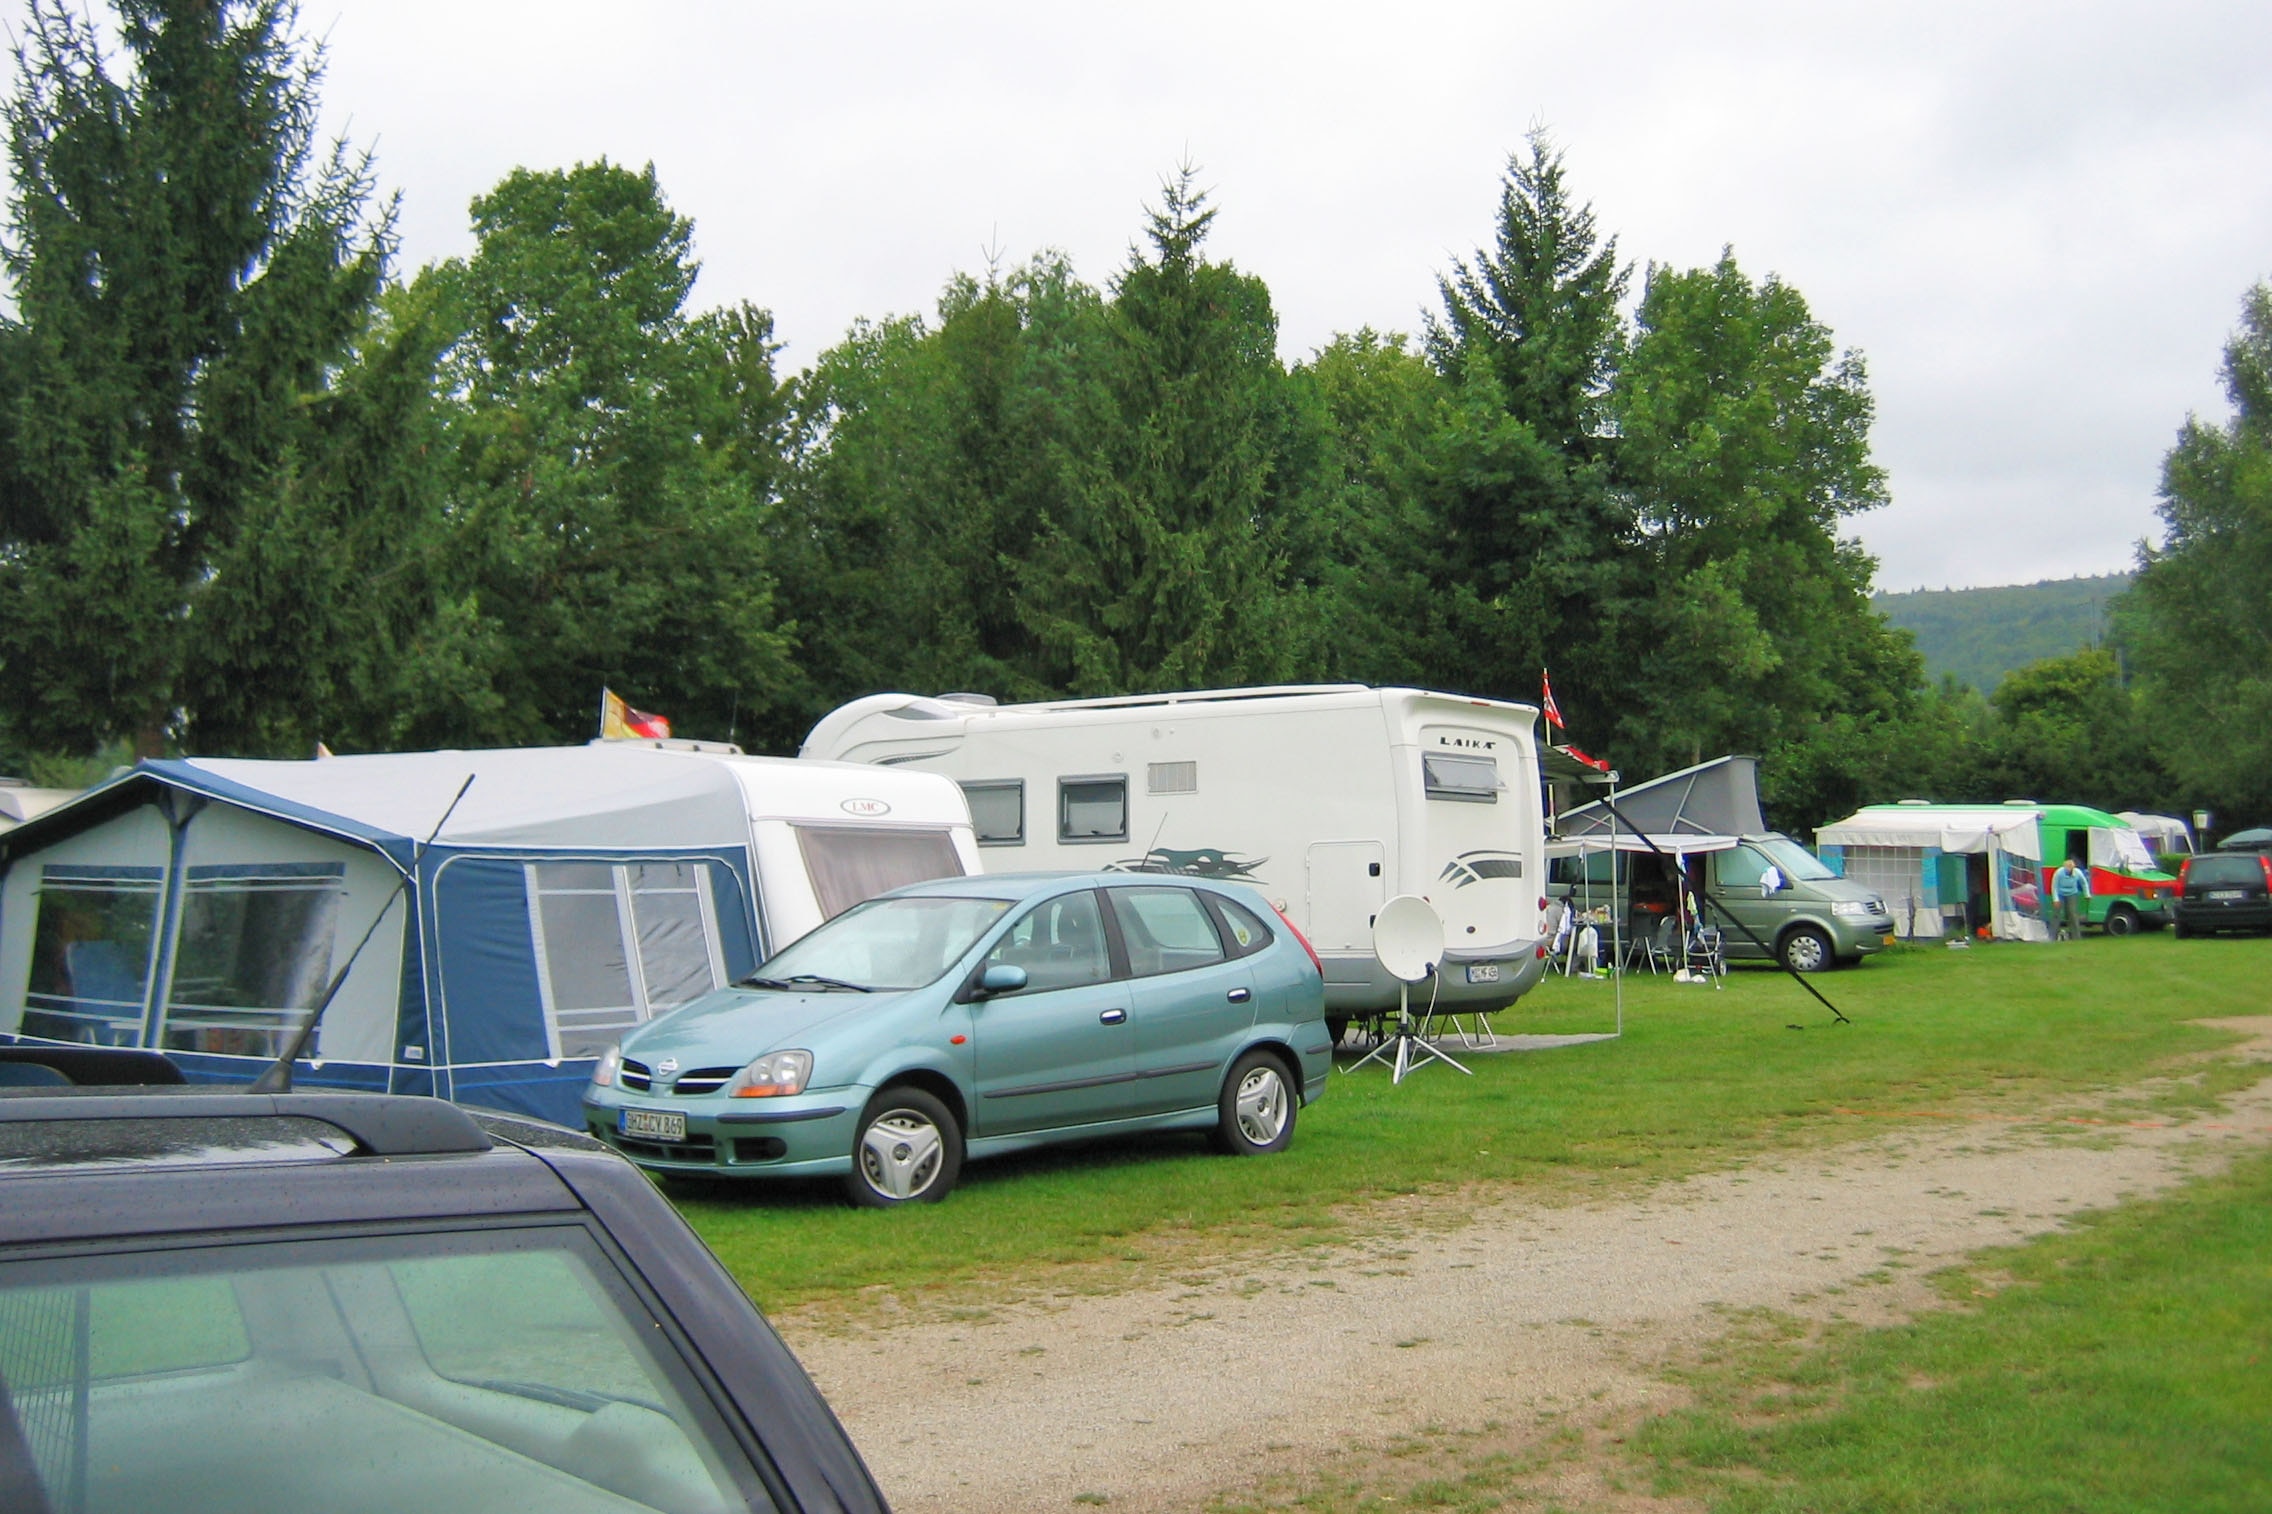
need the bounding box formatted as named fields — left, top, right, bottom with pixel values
left=1422, top=753, right=1500, bottom=803
left=1059, top=777, right=1129, bottom=843
left=1147, top=761, right=1197, bottom=795
left=1753, top=835, right=1836, bottom=882
left=22, top=865, right=163, bottom=1045
left=1108, top=888, right=1226, bottom=977
left=984, top=890, right=1111, bottom=990
left=162, top=864, right=345, bottom=1059
left=527, top=860, right=729, bottom=1058
left=961, top=781, right=1025, bottom=846
left=794, top=825, right=965, bottom=920
left=0, top=1230, right=762, bottom=1514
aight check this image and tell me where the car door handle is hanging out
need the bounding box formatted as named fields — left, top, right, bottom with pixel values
left=1226, top=988, right=1251, bottom=1004
left=1100, top=1008, right=1127, bottom=1025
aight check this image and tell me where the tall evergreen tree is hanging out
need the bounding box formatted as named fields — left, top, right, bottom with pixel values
left=1417, top=134, right=1637, bottom=730
left=1016, top=170, right=1296, bottom=694
left=0, top=0, right=393, bottom=757
left=2125, top=284, right=2272, bottom=819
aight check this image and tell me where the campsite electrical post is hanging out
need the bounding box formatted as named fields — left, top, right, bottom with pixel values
left=249, top=776, right=476, bottom=1094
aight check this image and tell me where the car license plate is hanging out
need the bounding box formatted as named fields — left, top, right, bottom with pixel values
left=2209, top=889, right=2246, bottom=901
left=1465, top=963, right=1502, bottom=984
left=620, top=1108, right=685, bottom=1141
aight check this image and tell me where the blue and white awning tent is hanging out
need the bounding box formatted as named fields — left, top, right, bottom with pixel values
left=0, top=746, right=774, bottom=1123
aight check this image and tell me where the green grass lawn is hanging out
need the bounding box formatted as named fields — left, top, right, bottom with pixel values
left=677, top=932, right=2269, bottom=1313
left=1633, top=1145, right=2272, bottom=1512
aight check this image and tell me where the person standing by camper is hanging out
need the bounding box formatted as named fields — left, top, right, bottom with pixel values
left=2051, top=856, right=2090, bottom=940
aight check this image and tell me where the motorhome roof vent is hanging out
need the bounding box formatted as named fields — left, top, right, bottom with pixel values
left=1896, top=798, right=1932, bottom=805
left=2003, top=798, right=2039, bottom=806
left=937, top=692, right=999, bottom=707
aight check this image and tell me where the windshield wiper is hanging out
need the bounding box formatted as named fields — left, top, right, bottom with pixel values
left=737, top=973, right=873, bottom=993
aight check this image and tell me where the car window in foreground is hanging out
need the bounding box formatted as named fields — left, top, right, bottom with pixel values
left=2189, top=855, right=2264, bottom=887
left=0, top=1227, right=769, bottom=1514
left=752, top=895, right=1012, bottom=991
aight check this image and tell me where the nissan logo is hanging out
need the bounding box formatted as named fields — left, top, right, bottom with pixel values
left=841, top=797, right=891, bottom=817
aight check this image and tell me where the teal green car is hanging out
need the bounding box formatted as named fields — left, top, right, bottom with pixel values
left=583, top=872, right=1331, bottom=1206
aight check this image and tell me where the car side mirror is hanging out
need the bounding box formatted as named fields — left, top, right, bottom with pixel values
left=974, top=964, right=1028, bottom=998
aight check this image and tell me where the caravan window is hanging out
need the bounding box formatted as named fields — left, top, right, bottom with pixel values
left=794, top=826, right=965, bottom=920
left=528, top=861, right=730, bottom=1058
left=961, top=781, right=1025, bottom=846
left=23, top=866, right=163, bottom=1044
left=1423, top=753, right=1500, bottom=804
left=1059, top=777, right=1128, bottom=843
left=162, top=864, right=346, bottom=1060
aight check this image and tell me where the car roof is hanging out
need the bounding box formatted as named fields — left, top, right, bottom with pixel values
left=885, top=870, right=1266, bottom=903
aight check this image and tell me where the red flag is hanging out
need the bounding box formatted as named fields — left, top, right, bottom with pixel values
left=1562, top=743, right=1612, bottom=773
left=1540, top=670, right=1566, bottom=730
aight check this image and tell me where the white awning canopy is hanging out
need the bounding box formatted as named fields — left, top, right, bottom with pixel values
left=1545, top=833, right=1741, bottom=859
left=1815, top=806, right=2043, bottom=863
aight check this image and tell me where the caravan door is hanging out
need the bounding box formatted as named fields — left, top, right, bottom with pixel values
left=1306, top=841, right=1386, bottom=952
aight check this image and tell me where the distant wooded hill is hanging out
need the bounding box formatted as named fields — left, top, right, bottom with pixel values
left=1874, top=574, right=2132, bottom=694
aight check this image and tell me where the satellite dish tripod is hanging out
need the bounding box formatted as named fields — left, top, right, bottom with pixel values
left=1348, top=894, right=1473, bottom=1085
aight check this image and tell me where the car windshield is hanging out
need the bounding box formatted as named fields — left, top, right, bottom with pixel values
left=1756, top=835, right=1837, bottom=882
left=747, top=895, right=1012, bottom=992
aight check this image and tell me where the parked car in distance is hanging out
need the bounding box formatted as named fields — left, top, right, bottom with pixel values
left=584, top=872, right=1332, bottom=1206
left=2174, top=852, right=2272, bottom=937
left=0, top=1050, right=889, bottom=1514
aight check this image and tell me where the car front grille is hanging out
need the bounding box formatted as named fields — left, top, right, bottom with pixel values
left=618, top=1059, right=653, bottom=1093
left=669, top=1067, right=741, bottom=1095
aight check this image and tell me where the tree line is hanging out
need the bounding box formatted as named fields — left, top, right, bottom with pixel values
left=1, top=1, right=2263, bottom=834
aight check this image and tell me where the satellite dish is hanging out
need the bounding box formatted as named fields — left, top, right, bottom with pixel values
left=1372, top=895, right=1444, bottom=984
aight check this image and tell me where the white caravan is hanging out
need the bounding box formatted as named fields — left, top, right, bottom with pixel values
left=802, top=685, right=1551, bottom=1037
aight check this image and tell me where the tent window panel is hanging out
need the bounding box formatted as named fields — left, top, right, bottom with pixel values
left=527, top=859, right=731, bottom=1058
left=627, top=863, right=720, bottom=1009
left=162, top=867, right=345, bottom=1059
left=23, top=868, right=164, bottom=1045
left=536, top=891, right=638, bottom=1013
left=1423, top=753, right=1500, bottom=804
left=795, top=826, right=965, bottom=920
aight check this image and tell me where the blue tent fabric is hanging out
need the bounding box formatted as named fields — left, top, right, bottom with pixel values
left=1, top=748, right=771, bottom=1128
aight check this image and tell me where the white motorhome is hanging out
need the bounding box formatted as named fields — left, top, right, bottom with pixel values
left=802, top=684, right=1552, bottom=1038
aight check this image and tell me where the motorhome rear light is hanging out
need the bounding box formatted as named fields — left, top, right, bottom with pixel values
left=1273, top=905, right=1324, bottom=977
left=1535, top=944, right=1547, bottom=959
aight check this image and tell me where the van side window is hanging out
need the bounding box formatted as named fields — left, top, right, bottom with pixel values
left=1423, top=753, right=1499, bottom=803
left=983, top=891, right=1111, bottom=990
left=1058, top=777, right=1128, bottom=843
left=1108, top=888, right=1226, bottom=977
left=1716, top=846, right=1771, bottom=891
left=961, top=781, right=1024, bottom=846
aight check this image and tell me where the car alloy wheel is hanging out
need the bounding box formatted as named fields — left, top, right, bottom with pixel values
left=847, top=1087, right=961, bottom=1207
left=1214, top=1050, right=1297, bottom=1155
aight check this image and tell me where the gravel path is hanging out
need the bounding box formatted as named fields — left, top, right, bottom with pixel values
left=782, top=1018, right=2272, bottom=1513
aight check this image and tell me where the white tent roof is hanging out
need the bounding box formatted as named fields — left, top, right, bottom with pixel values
left=1815, top=805, right=2043, bottom=861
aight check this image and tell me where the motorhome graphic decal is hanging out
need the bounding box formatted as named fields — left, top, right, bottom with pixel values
left=1440, top=851, right=1524, bottom=888
left=1110, top=847, right=1268, bottom=882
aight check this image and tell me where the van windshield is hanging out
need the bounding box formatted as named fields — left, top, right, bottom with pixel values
left=746, top=896, right=1012, bottom=992
left=1755, top=835, right=1837, bottom=882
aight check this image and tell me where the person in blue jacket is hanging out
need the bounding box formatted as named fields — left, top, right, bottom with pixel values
left=2050, top=856, right=2091, bottom=941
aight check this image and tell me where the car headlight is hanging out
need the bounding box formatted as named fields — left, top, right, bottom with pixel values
left=1831, top=900, right=1878, bottom=919
left=727, top=1049, right=813, bottom=1099
left=591, top=1044, right=623, bottom=1088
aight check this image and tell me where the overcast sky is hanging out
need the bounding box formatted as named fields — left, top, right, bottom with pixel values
left=295, top=3, right=2266, bottom=590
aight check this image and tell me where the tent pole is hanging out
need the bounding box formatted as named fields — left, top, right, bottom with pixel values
left=1610, top=773, right=1623, bottom=1038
